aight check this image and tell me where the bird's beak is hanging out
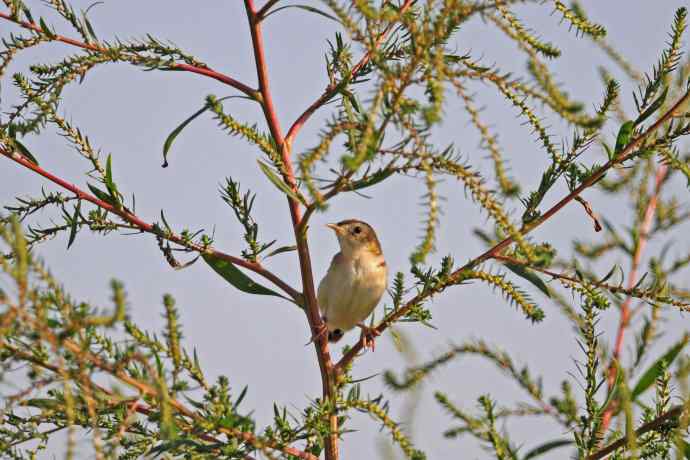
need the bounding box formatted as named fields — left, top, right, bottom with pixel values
left=326, top=223, right=344, bottom=235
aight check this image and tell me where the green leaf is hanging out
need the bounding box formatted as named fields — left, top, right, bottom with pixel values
left=350, top=168, right=395, bottom=191
left=202, top=253, right=287, bottom=299
left=159, top=210, right=172, bottom=232
left=504, top=263, right=551, bottom=298
left=23, top=398, right=60, bottom=409
left=87, top=183, right=115, bottom=207
left=523, top=439, right=573, bottom=460
left=11, top=138, right=39, bottom=165
left=631, top=334, right=689, bottom=400
left=67, top=200, right=81, bottom=249
left=233, top=385, right=248, bottom=410
left=162, top=105, right=208, bottom=168
left=602, top=142, right=614, bottom=160
left=614, top=120, right=634, bottom=155
left=103, top=154, right=121, bottom=204
left=264, top=4, right=340, bottom=22
left=39, top=17, right=56, bottom=39
left=635, top=86, right=668, bottom=126
left=264, top=245, right=297, bottom=259
left=597, top=264, right=620, bottom=284
left=162, top=96, right=243, bottom=167
left=257, top=160, right=305, bottom=204
left=599, top=361, right=621, bottom=416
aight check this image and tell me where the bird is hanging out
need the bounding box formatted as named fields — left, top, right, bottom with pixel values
left=316, top=219, right=388, bottom=351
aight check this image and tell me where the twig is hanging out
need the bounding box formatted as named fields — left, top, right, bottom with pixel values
left=283, top=0, right=416, bottom=146
left=0, top=148, right=301, bottom=302
left=491, top=254, right=688, bottom=309
left=0, top=11, right=258, bottom=99
left=256, top=0, right=282, bottom=20
left=599, top=164, right=669, bottom=433
left=1, top=341, right=317, bottom=460
left=336, top=87, right=690, bottom=372
left=586, top=405, right=684, bottom=460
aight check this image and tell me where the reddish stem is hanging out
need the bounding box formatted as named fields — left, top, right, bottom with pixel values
left=336, top=90, right=690, bottom=372
left=588, top=405, right=683, bottom=460
left=284, top=0, right=416, bottom=145
left=0, top=148, right=300, bottom=302
left=599, top=164, right=668, bottom=432
left=0, top=12, right=258, bottom=98
left=242, top=1, right=338, bottom=458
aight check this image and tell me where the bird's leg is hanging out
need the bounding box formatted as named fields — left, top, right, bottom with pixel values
left=305, top=319, right=329, bottom=346
left=356, top=323, right=380, bottom=352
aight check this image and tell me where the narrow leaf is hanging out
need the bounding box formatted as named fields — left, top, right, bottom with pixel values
left=162, top=96, right=241, bottom=167
left=264, top=4, right=339, bottom=22
left=87, top=183, right=115, bottom=206
left=67, top=200, right=81, bottom=249
left=104, top=154, right=119, bottom=199
left=597, top=265, right=619, bottom=284
left=599, top=362, right=621, bottom=415
left=351, top=168, right=395, bottom=191
left=82, top=12, right=99, bottom=42
left=635, top=86, right=668, bottom=126
left=614, top=120, right=634, bottom=154
left=505, top=263, right=551, bottom=298
left=264, top=245, right=297, bottom=259
left=257, top=160, right=305, bottom=204
left=12, top=138, right=39, bottom=165
left=202, top=253, right=287, bottom=299
left=162, top=105, right=208, bottom=168
left=631, top=334, right=689, bottom=400
left=39, top=17, right=56, bottom=38
left=523, top=439, right=573, bottom=460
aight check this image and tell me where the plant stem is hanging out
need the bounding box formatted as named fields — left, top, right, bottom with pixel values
left=491, top=253, right=688, bottom=308
left=0, top=148, right=301, bottom=302
left=599, top=164, right=669, bottom=433
left=0, top=11, right=259, bottom=98
left=336, top=88, right=690, bottom=372
left=283, top=0, right=416, bottom=146
left=587, top=405, right=684, bottom=460
left=242, top=1, right=338, bottom=458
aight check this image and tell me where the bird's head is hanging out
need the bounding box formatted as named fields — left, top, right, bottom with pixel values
left=327, top=219, right=382, bottom=257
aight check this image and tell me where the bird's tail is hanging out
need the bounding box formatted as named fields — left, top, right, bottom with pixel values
left=328, top=329, right=344, bottom=343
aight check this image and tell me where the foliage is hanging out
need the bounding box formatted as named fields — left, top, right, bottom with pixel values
left=1, top=1, right=690, bottom=459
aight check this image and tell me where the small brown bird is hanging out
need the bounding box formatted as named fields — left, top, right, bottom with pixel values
left=317, top=219, right=388, bottom=350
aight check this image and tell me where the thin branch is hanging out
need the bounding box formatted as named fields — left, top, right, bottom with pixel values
left=256, top=0, right=282, bottom=20
left=586, top=405, right=684, bottom=460
left=0, top=11, right=259, bottom=98
left=336, top=87, right=690, bottom=372
left=1, top=340, right=318, bottom=460
left=491, top=254, right=688, bottom=308
left=0, top=147, right=301, bottom=302
left=600, top=164, right=669, bottom=433
left=283, top=0, right=416, bottom=146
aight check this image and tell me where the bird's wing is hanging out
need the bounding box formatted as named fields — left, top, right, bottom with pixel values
left=317, top=252, right=343, bottom=318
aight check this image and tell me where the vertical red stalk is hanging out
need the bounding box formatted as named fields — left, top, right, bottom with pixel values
left=600, top=164, right=668, bottom=433
left=242, top=1, right=338, bottom=458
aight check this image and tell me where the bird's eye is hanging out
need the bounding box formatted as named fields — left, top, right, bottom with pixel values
left=353, top=226, right=362, bottom=234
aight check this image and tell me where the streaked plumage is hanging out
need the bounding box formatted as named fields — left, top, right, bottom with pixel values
left=317, top=220, right=387, bottom=344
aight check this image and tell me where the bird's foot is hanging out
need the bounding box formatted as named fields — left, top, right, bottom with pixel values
left=305, top=322, right=329, bottom=346
left=357, top=323, right=380, bottom=352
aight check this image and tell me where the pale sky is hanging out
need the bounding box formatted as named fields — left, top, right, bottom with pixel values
left=1, top=1, right=689, bottom=459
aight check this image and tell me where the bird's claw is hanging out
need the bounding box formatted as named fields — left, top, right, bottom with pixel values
left=357, top=323, right=380, bottom=352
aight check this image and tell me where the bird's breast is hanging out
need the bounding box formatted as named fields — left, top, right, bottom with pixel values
left=320, top=252, right=387, bottom=332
